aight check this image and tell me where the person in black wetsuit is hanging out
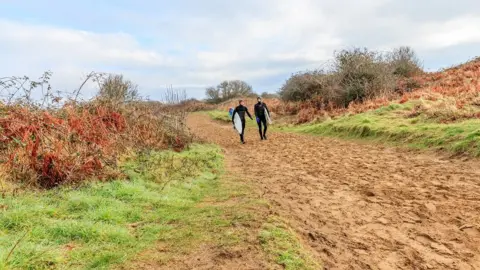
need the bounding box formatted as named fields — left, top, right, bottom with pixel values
left=232, top=100, right=253, bottom=144
left=254, top=97, right=270, bottom=140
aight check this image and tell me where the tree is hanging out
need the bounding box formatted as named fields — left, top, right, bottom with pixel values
left=97, top=74, right=139, bottom=103
left=205, top=86, right=221, bottom=104
left=205, top=80, right=254, bottom=104
left=389, top=46, right=423, bottom=77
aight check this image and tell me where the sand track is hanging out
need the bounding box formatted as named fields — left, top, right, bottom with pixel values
left=188, top=114, right=480, bottom=270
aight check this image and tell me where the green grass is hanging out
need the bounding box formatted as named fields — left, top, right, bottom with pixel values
left=260, top=217, right=320, bottom=270
left=0, top=143, right=321, bottom=269
left=280, top=102, right=480, bottom=156
left=207, top=110, right=232, bottom=123
left=0, top=144, right=225, bottom=269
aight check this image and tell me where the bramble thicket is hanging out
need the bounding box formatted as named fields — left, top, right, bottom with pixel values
left=0, top=73, right=191, bottom=188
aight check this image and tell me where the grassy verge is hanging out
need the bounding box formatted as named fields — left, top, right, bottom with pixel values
left=280, top=102, right=480, bottom=156
left=0, top=145, right=223, bottom=269
left=0, top=144, right=320, bottom=269
left=260, top=217, right=320, bottom=270
left=123, top=158, right=322, bottom=270
left=206, top=110, right=232, bottom=123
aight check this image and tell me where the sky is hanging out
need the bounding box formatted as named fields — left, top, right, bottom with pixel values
left=1, top=0, right=480, bottom=100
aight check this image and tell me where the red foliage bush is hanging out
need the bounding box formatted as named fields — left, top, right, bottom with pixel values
left=347, top=98, right=390, bottom=114
left=0, top=100, right=191, bottom=188
left=0, top=104, right=127, bottom=187
left=296, top=107, right=318, bottom=124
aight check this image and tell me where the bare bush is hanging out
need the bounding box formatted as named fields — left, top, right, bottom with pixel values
left=0, top=71, right=108, bottom=109
left=389, top=46, right=423, bottom=78
left=278, top=46, right=424, bottom=110
left=278, top=70, right=333, bottom=103
left=0, top=71, right=55, bottom=107
left=96, top=74, right=140, bottom=104
left=334, top=47, right=397, bottom=107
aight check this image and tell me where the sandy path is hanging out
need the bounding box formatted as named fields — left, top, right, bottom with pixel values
left=187, top=113, right=480, bottom=270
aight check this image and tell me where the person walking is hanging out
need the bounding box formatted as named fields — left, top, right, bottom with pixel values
left=254, top=96, right=270, bottom=140
left=232, top=100, right=253, bottom=144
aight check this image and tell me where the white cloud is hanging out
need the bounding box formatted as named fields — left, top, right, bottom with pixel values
left=0, top=19, right=172, bottom=68
left=414, top=16, right=480, bottom=50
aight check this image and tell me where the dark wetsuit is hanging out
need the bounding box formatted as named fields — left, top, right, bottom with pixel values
left=254, top=102, right=269, bottom=139
left=232, top=105, right=252, bottom=143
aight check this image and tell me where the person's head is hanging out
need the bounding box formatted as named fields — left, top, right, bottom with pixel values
left=257, top=96, right=262, bottom=103
left=239, top=100, right=244, bottom=106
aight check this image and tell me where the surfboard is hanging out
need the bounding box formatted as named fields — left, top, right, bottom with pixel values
left=265, top=108, right=272, bottom=124
left=233, top=113, right=242, bottom=134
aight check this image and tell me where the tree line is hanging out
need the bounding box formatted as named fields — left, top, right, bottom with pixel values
left=204, top=80, right=276, bottom=104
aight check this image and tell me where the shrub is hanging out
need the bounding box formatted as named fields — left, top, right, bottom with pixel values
left=96, top=74, right=140, bottom=103
left=389, top=46, right=423, bottom=78
left=296, top=107, right=318, bottom=124
left=278, top=46, right=424, bottom=112
left=278, top=70, right=334, bottom=103
left=0, top=73, right=191, bottom=188
left=0, top=104, right=125, bottom=188
left=333, top=47, right=397, bottom=107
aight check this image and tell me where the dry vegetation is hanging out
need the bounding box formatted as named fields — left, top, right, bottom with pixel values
left=272, top=46, right=423, bottom=123
left=220, top=49, right=479, bottom=126
left=398, top=57, right=480, bottom=121
left=265, top=55, right=480, bottom=157
left=0, top=73, right=191, bottom=189
left=329, top=56, right=480, bottom=123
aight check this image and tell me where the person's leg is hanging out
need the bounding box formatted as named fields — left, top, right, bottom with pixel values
left=261, top=116, right=267, bottom=139
left=257, top=118, right=263, bottom=139
left=240, top=120, right=246, bottom=143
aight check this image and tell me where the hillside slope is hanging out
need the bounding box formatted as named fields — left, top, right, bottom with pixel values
left=278, top=58, right=480, bottom=156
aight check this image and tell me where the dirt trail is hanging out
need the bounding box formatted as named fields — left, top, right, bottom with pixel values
left=188, top=113, right=480, bottom=270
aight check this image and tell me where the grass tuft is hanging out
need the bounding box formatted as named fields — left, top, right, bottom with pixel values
left=260, top=217, right=320, bottom=270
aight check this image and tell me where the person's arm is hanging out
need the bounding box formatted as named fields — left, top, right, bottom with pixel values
left=246, top=107, right=253, bottom=120
left=254, top=104, right=258, bottom=117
